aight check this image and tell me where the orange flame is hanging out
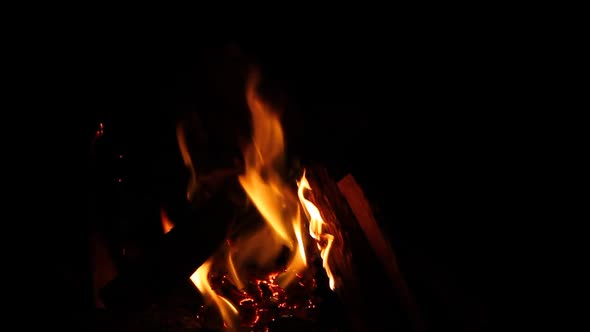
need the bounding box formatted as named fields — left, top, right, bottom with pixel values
left=160, top=207, right=175, bottom=234
left=276, top=207, right=308, bottom=288
left=177, top=123, right=198, bottom=201
left=238, top=70, right=293, bottom=245
left=190, top=258, right=239, bottom=330
left=298, top=170, right=337, bottom=290
left=226, top=245, right=245, bottom=290
left=236, top=68, right=307, bottom=289
left=188, top=69, right=341, bottom=328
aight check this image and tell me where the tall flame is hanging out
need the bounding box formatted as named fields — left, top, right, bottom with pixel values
left=298, top=170, right=337, bottom=290
left=188, top=69, right=341, bottom=329
left=236, top=69, right=308, bottom=289
left=238, top=70, right=293, bottom=245
left=190, top=69, right=309, bottom=328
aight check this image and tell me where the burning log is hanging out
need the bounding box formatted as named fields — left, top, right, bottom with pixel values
left=305, top=165, right=425, bottom=332
left=99, top=192, right=239, bottom=314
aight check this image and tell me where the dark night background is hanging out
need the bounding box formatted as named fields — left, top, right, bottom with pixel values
left=41, top=20, right=551, bottom=331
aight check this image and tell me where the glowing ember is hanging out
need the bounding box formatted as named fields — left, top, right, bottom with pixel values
left=195, top=268, right=322, bottom=330
left=92, top=122, right=104, bottom=145
left=96, top=122, right=104, bottom=137
left=185, top=68, right=342, bottom=330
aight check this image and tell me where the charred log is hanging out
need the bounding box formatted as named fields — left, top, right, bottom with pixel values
left=99, top=193, right=237, bottom=315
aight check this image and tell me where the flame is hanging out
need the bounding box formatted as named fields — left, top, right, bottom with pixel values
left=160, top=207, right=175, bottom=234
left=191, top=258, right=239, bottom=330
left=187, top=69, right=342, bottom=328
left=293, top=209, right=307, bottom=267
left=238, top=70, right=293, bottom=245
left=226, top=244, right=245, bottom=290
left=236, top=68, right=308, bottom=288
left=298, top=170, right=337, bottom=290
left=177, top=123, right=198, bottom=201
left=276, top=207, right=308, bottom=287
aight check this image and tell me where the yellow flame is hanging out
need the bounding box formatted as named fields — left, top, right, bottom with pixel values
left=176, top=123, right=198, bottom=201
left=236, top=68, right=308, bottom=289
left=190, top=258, right=238, bottom=330
left=276, top=207, right=308, bottom=288
left=227, top=247, right=245, bottom=290
left=298, top=170, right=337, bottom=290
left=238, top=70, right=293, bottom=245
left=189, top=69, right=344, bottom=329
left=160, top=207, right=175, bottom=234
left=293, top=209, right=307, bottom=267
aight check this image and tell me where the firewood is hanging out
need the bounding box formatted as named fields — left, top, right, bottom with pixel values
left=305, top=165, right=424, bottom=332
left=99, top=193, right=238, bottom=314
left=338, top=174, right=425, bottom=332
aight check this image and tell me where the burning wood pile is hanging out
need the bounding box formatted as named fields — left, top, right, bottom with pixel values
left=94, top=68, right=422, bottom=332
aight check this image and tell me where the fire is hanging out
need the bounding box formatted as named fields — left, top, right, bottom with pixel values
left=190, top=258, right=239, bottom=329
left=226, top=246, right=245, bottom=290
left=159, top=207, right=174, bottom=234
left=186, top=68, right=340, bottom=329
left=238, top=69, right=294, bottom=245
left=176, top=123, right=198, bottom=201
left=298, top=171, right=336, bottom=290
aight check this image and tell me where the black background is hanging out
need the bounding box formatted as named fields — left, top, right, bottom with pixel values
left=40, top=19, right=549, bottom=331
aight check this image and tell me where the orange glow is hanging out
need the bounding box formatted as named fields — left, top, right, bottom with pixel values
left=160, top=207, right=174, bottom=234
left=236, top=68, right=308, bottom=289
left=298, top=170, right=337, bottom=290
left=276, top=207, right=307, bottom=288
left=226, top=246, right=244, bottom=290
left=238, top=70, right=293, bottom=245
left=191, top=258, right=238, bottom=330
left=176, top=123, right=198, bottom=201
left=293, top=209, right=307, bottom=267
left=187, top=68, right=341, bottom=328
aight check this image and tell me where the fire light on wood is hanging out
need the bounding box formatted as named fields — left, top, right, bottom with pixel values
left=168, top=68, right=343, bottom=331
left=95, top=67, right=425, bottom=331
